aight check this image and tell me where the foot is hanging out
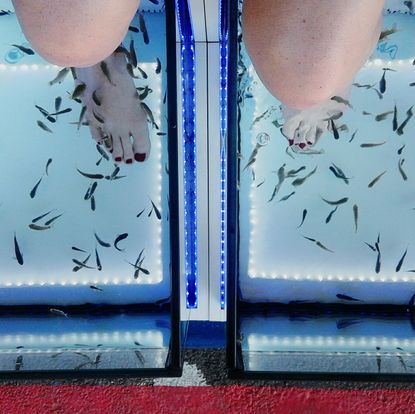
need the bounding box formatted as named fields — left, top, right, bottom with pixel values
left=281, top=96, right=351, bottom=150
left=74, top=50, right=150, bottom=164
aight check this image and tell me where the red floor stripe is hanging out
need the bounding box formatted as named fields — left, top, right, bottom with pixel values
left=0, top=385, right=415, bottom=414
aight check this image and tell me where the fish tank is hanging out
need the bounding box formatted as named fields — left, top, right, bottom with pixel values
left=0, top=0, right=183, bottom=377
left=226, top=0, right=415, bottom=379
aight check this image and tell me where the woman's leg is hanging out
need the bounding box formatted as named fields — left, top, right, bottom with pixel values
left=12, top=0, right=140, bottom=67
left=242, top=0, right=385, bottom=110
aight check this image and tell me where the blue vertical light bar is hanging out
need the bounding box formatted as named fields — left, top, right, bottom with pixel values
left=176, top=0, right=198, bottom=308
left=219, top=0, right=228, bottom=310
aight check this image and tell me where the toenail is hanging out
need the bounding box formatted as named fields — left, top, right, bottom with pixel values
left=115, top=157, right=122, bottom=162
left=126, top=158, right=133, bottom=164
left=299, top=143, right=306, bottom=149
left=135, top=153, right=146, bottom=162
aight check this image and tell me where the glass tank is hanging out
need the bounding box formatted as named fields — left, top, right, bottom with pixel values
left=0, top=0, right=181, bottom=377
left=226, top=0, right=415, bottom=379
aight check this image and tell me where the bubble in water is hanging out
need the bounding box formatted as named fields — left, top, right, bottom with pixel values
left=5, top=47, right=24, bottom=64
left=256, top=132, right=270, bottom=146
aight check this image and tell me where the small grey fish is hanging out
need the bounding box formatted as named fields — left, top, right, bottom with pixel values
left=93, top=110, right=105, bottom=124
left=37, top=120, right=53, bottom=133
left=44, top=213, right=63, bottom=226
left=365, top=242, right=376, bottom=252
left=45, top=158, right=52, bottom=175
left=297, top=209, right=307, bottom=228
left=76, top=169, right=104, bottom=180
left=285, top=166, right=306, bottom=177
left=49, top=67, right=70, bottom=86
left=375, top=110, right=394, bottom=122
left=397, top=144, right=405, bottom=155
left=151, top=200, right=161, bottom=220
left=29, top=223, right=51, bottom=231
left=136, top=66, right=148, bottom=79
left=410, top=82, right=415, bottom=87
left=77, top=106, right=87, bottom=130
left=362, top=111, right=372, bottom=116
left=32, top=210, right=54, bottom=223
left=137, top=85, right=153, bottom=100
left=138, top=13, right=149, bottom=44
left=92, top=90, right=101, bottom=106
left=353, top=82, right=375, bottom=89
left=49, top=108, right=71, bottom=117
left=360, top=141, right=386, bottom=148
left=376, top=250, right=381, bottom=273
left=303, top=235, right=334, bottom=253
left=126, top=63, right=139, bottom=79
left=396, top=247, right=408, bottom=272
left=90, top=195, right=96, bottom=211
left=379, top=70, right=387, bottom=94
left=268, top=163, right=286, bottom=202
left=96, top=144, right=109, bottom=161
left=72, top=246, right=87, bottom=253
left=331, top=96, right=352, bottom=108
left=330, top=163, right=350, bottom=184
left=368, top=170, right=387, bottom=188
left=90, top=285, right=103, bottom=291
left=95, top=248, right=102, bottom=271
left=141, top=102, right=158, bottom=129
left=71, top=83, right=86, bottom=100
left=129, top=39, right=138, bottom=68
left=14, top=233, right=23, bottom=265
left=49, top=308, right=69, bottom=318
left=94, top=232, right=111, bottom=247
left=379, top=23, right=398, bottom=41
left=155, top=57, right=161, bottom=74
left=114, top=233, right=128, bottom=251
left=398, top=158, right=408, bottom=181
left=100, top=61, right=116, bottom=86
left=336, top=319, right=362, bottom=329
left=72, top=259, right=94, bottom=269
left=136, top=208, right=145, bottom=218
left=321, top=196, right=348, bottom=206
left=30, top=177, right=43, bottom=198
left=396, top=105, right=413, bottom=136
left=291, top=166, right=317, bottom=187
left=135, top=350, right=145, bottom=366
left=325, top=206, right=338, bottom=224
left=279, top=191, right=295, bottom=202
left=353, top=204, right=358, bottom=233
left=15, top=355, right=23, bottom=371
left=128, top=26, right=139, bottom=33
left=12, top=44, right=34, bottom=55
left=55, top=96, right=62, bottom=113
left=348, top=129, right=358, bottom=143
left=393, top=104, right=398, bottom=131
left=336, top=293, right=361, bottom=301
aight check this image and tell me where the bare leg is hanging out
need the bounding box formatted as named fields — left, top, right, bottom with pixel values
left=12, top=0, right=140, bottom=67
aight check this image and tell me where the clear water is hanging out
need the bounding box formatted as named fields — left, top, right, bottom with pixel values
left=238, top=3, right=415, bottom=305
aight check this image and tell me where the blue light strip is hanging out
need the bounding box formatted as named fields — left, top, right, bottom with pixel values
left=219, top=0, right=228, bottom=310
left=176, top=0, right=198, bottom=308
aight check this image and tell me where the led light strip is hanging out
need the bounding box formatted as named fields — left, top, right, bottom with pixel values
left=176, top=0, right=198, bottom=308
left=218, top=0, right=228, bottom=310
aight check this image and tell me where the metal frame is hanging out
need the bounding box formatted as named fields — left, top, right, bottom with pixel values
left=0, top=0, right=182, bottom=379
left=225, top=0, right=415, bottom=381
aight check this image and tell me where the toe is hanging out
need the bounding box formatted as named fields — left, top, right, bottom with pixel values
left=132, top=120, right=151, bottom=162
left=282, top=116, right=301, bottom=145
left=121, top=135, right=135, bottom=164
left=293, top=123, right=309, bottom=149
left=305, top=126, right=317, bottom=147
left=112, top=136, right=124, bottom=162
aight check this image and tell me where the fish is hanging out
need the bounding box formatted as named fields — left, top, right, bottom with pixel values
left=151, top=200, right=161, bottom=220
left=325, top=206, right=338, bottom=224
left=321, top=196, right=348, bottom=206
left=323, top=111, right=343, bottom=122
left=15, top=355, right=23, bottom=371
left=35, top=105, right=55, bottom=123
left=410, top=82, right=415, bottom=87
left=135, top=350, right=145, bottom=366
left=365, top=242, right=376, bottom=252
left=348, top=129, right=358, bottom=143
left=251, top=106, right=278, bottom=128
left=138, top=13, right=149, bottom=44
left=362, top=111, right=372, bottom=116
left=14, top=233, right=23, bottom=265
left=44, top=213, right=63, bottom=226
left=54, top=97, right=62, bottom=113
left=28, top=224, right=51, bottom=231
left=336, top=294, right=361, bottom=301
left=45, top=158, right=53, bottom=175
left=368, top=170, right=387, bottom=188
left=136, top=209, right=145, bottom=218
left=128, top=26, right=139, bottom=33
left=72, top=246, right=87, bottom=253
left=329, top=163, right=350, bottom=184
left=95, top=248, right=102, bottom=271
left=37, top=120, right=53, bottom=133
left=331, top=96, right=352, bottom=108
left=77, top=106, right=87, bottom=130
left=353, top=82, right=375, bottom=89
left=377, top=353, right=382, bottom=373
left=268, top=163, right=286, bottom=202
left=72, top=258, right=94, bottom=270
left=93, top=110, right=105, bottom=124
left=360, top=141, right=386, bottom=148
left=393, top=104, right=398, bottom=131
left=126, top=63, right=139, bottom=78
left=396, top=105, right=413, bottom=136
left=379, top=71, right=386, bottom=94
left=336, top=319, right=362, bottom=329
left=136, top=66, right=148, bottom=79
left=114, top=233, right=128, bottom=251
left=90, top=195, right=96, bottom=211
left=291, top=166, right=317, bottom=186
left=303, top=236, right=334, bottom=253
left=137, top=85, right=153, bottom=100
left=353, top=204, right=358, bottom=233
left=376, top=250, right=381, bottom=273
left=375, top=110, right=394, bottom=122
left=30, top=177, right=43, bottom=198
left=92, top=90, right=101, bottom=106
left=155, top=57, right=161, bottom=74
left=49, top=67, right=70, bottom=86
left=11, top=44, right=34, bottom=55
left=163, top=90, right=167, bottom=104
left=398, top=158, right=408, bottom=181
left=140, top=102, right=158, bottom=129
left=96, top=144, right=109, bottom=161
left=49, top=308, right=69, bottom=318
left=279, top=191, right=295, bottom=202
left=90, top=285, right=103, bottom=291
left=0, top=10, right=12, bottom=16
left=71, top=83, right=86, bottom=99
left=94, top=232, right=111, bottom=247
left=405, top=1, right=414, bottom=12
left=297, top=209, right=307, bottom=228
left=76, top=169, right=104, bottom=180
left=379, top=23, right=398, bottom=41
left=396, top=248, right=408, bottom=272
left=129, top=39, right=138, bottom=68
left=397, top=144, right=405, bottom=155
left=100, top=61, right=116, bottom=86
left=32, top=210, right=54, bottom=223
left=285, top=166, right=306, bottom=177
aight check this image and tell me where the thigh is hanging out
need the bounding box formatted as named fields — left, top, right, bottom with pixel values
left=242, top=0, right=385, bottom=108
left=12, top=0, right=140, bottom=67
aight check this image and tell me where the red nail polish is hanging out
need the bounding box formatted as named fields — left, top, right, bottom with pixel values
left=299, top=143, right=306, bottom=149
left=134, top=153, right=146, bottom=162
left=115, top=157, right=122, bottom=162
left=126, top=158, right=133, bottom=164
